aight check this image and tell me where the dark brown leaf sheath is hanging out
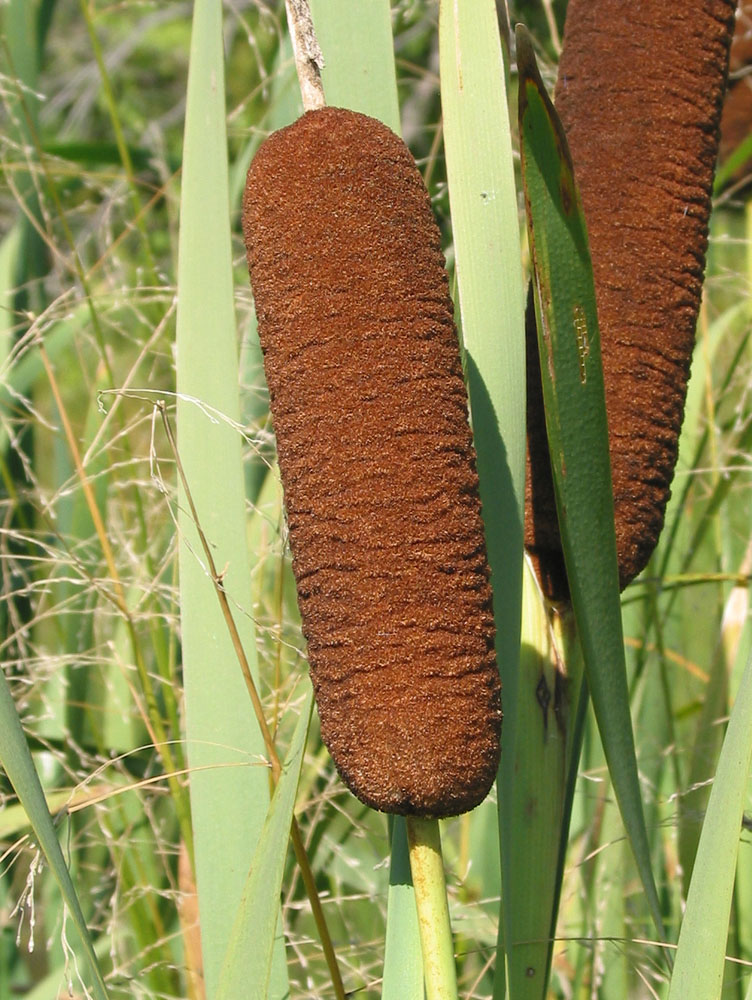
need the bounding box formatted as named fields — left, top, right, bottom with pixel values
left=525, top=0, right=736, bottom=599
left=242, top=107, right=501, bottom=817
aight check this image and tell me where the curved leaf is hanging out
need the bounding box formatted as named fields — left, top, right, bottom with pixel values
left=669, top=648, right=752, bottom=999
left=516, top=24, right=664, bottom=944
left=216, top=685, right=313, bottom=1000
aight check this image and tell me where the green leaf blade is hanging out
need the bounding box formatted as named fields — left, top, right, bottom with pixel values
left=0, top=672, right=110, bottom=1000
left=176, top=2, right=287, bottom=996
left=217, top=686, right=313, bottom=1000
left=516, top=24, right=665, bottom=946
left=669, top=649, right=752, bottom=1000
left=438, top=8, right=527, bottom=987
left=309, top=0, right=399, bottom=130
left=383, top=817, right=423, bottom=1000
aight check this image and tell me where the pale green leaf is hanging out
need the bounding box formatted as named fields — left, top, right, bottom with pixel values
left=383, top=817, right=423, bottom=1000
left=669, top=648, right=752, bottom=998
left=176, top=1, right=286, bottom=995
left=516, top=25, right=664, bottom=944
left=216, top=685, right=313, bottom=1000
left=439, top=3, right=526, bottom=993
left=309, top=0, right=399, bottom=130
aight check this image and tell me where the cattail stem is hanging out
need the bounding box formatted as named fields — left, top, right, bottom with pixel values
left=285, top=0, right=325, bottom=111
left=406, top=817, right=459, bottom=1000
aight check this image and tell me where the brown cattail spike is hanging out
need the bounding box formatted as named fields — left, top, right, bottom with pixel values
left=719, top=1, right=752, bottom=185
left=525, top=0, right=736, bottom=598
left=242, top=107, right=501, bottom=817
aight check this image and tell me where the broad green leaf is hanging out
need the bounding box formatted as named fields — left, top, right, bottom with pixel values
left=309, top=0, right=399, bottom=131
left=0, top=670, right=110, bottom=1000
left=669, top=648, right=752, bottom=999
left=516, top=25, right=664, bottom=943
left=439, top=3, right=526, bottom=994
left=500, top=562, right=586, bottom=998
left=383, top=817, right=423, bottom=1000
left=176, top=1, right=287, bottom=996
left=216, top=684, right=313, bottom=1000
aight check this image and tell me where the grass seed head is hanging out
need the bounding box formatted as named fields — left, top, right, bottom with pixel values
left=242, top=107, right=501, bottom=817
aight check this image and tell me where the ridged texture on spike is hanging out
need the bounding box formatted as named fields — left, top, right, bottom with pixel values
left=242, top=107, right=501, bottom=817
left=525, top=0, right=736, bottom=599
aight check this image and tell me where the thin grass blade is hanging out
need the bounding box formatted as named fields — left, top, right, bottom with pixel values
left=0, top=224, right=21, bottom=369
left=309, top=0, right=399, bottom=128
left=516, top=25, right=664, bottom=944
left=668, top=647, right=752, bottom=998
left=0, top=671, right=110, bottom=1000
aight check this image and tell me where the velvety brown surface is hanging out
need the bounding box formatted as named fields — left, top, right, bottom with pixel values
left=242, top=107, right=501, bottom=817
left=525, top=0, right=736, bottom=597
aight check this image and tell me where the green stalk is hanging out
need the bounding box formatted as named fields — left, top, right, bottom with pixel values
left=383, top=817, right=423, bottom=1000
left=406, top=817, right=458, bottom=1000
left=502, top=559, right=588, bottom=998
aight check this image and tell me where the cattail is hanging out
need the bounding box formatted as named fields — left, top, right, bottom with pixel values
left=525, top=0, right=736, bottom=599
left=719, top=0, right=752, bottom=184
left=242, top=107, right=501, bottom=817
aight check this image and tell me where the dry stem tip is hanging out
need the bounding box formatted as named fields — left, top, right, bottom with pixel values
left=285, top=0, right=326, bottom=111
